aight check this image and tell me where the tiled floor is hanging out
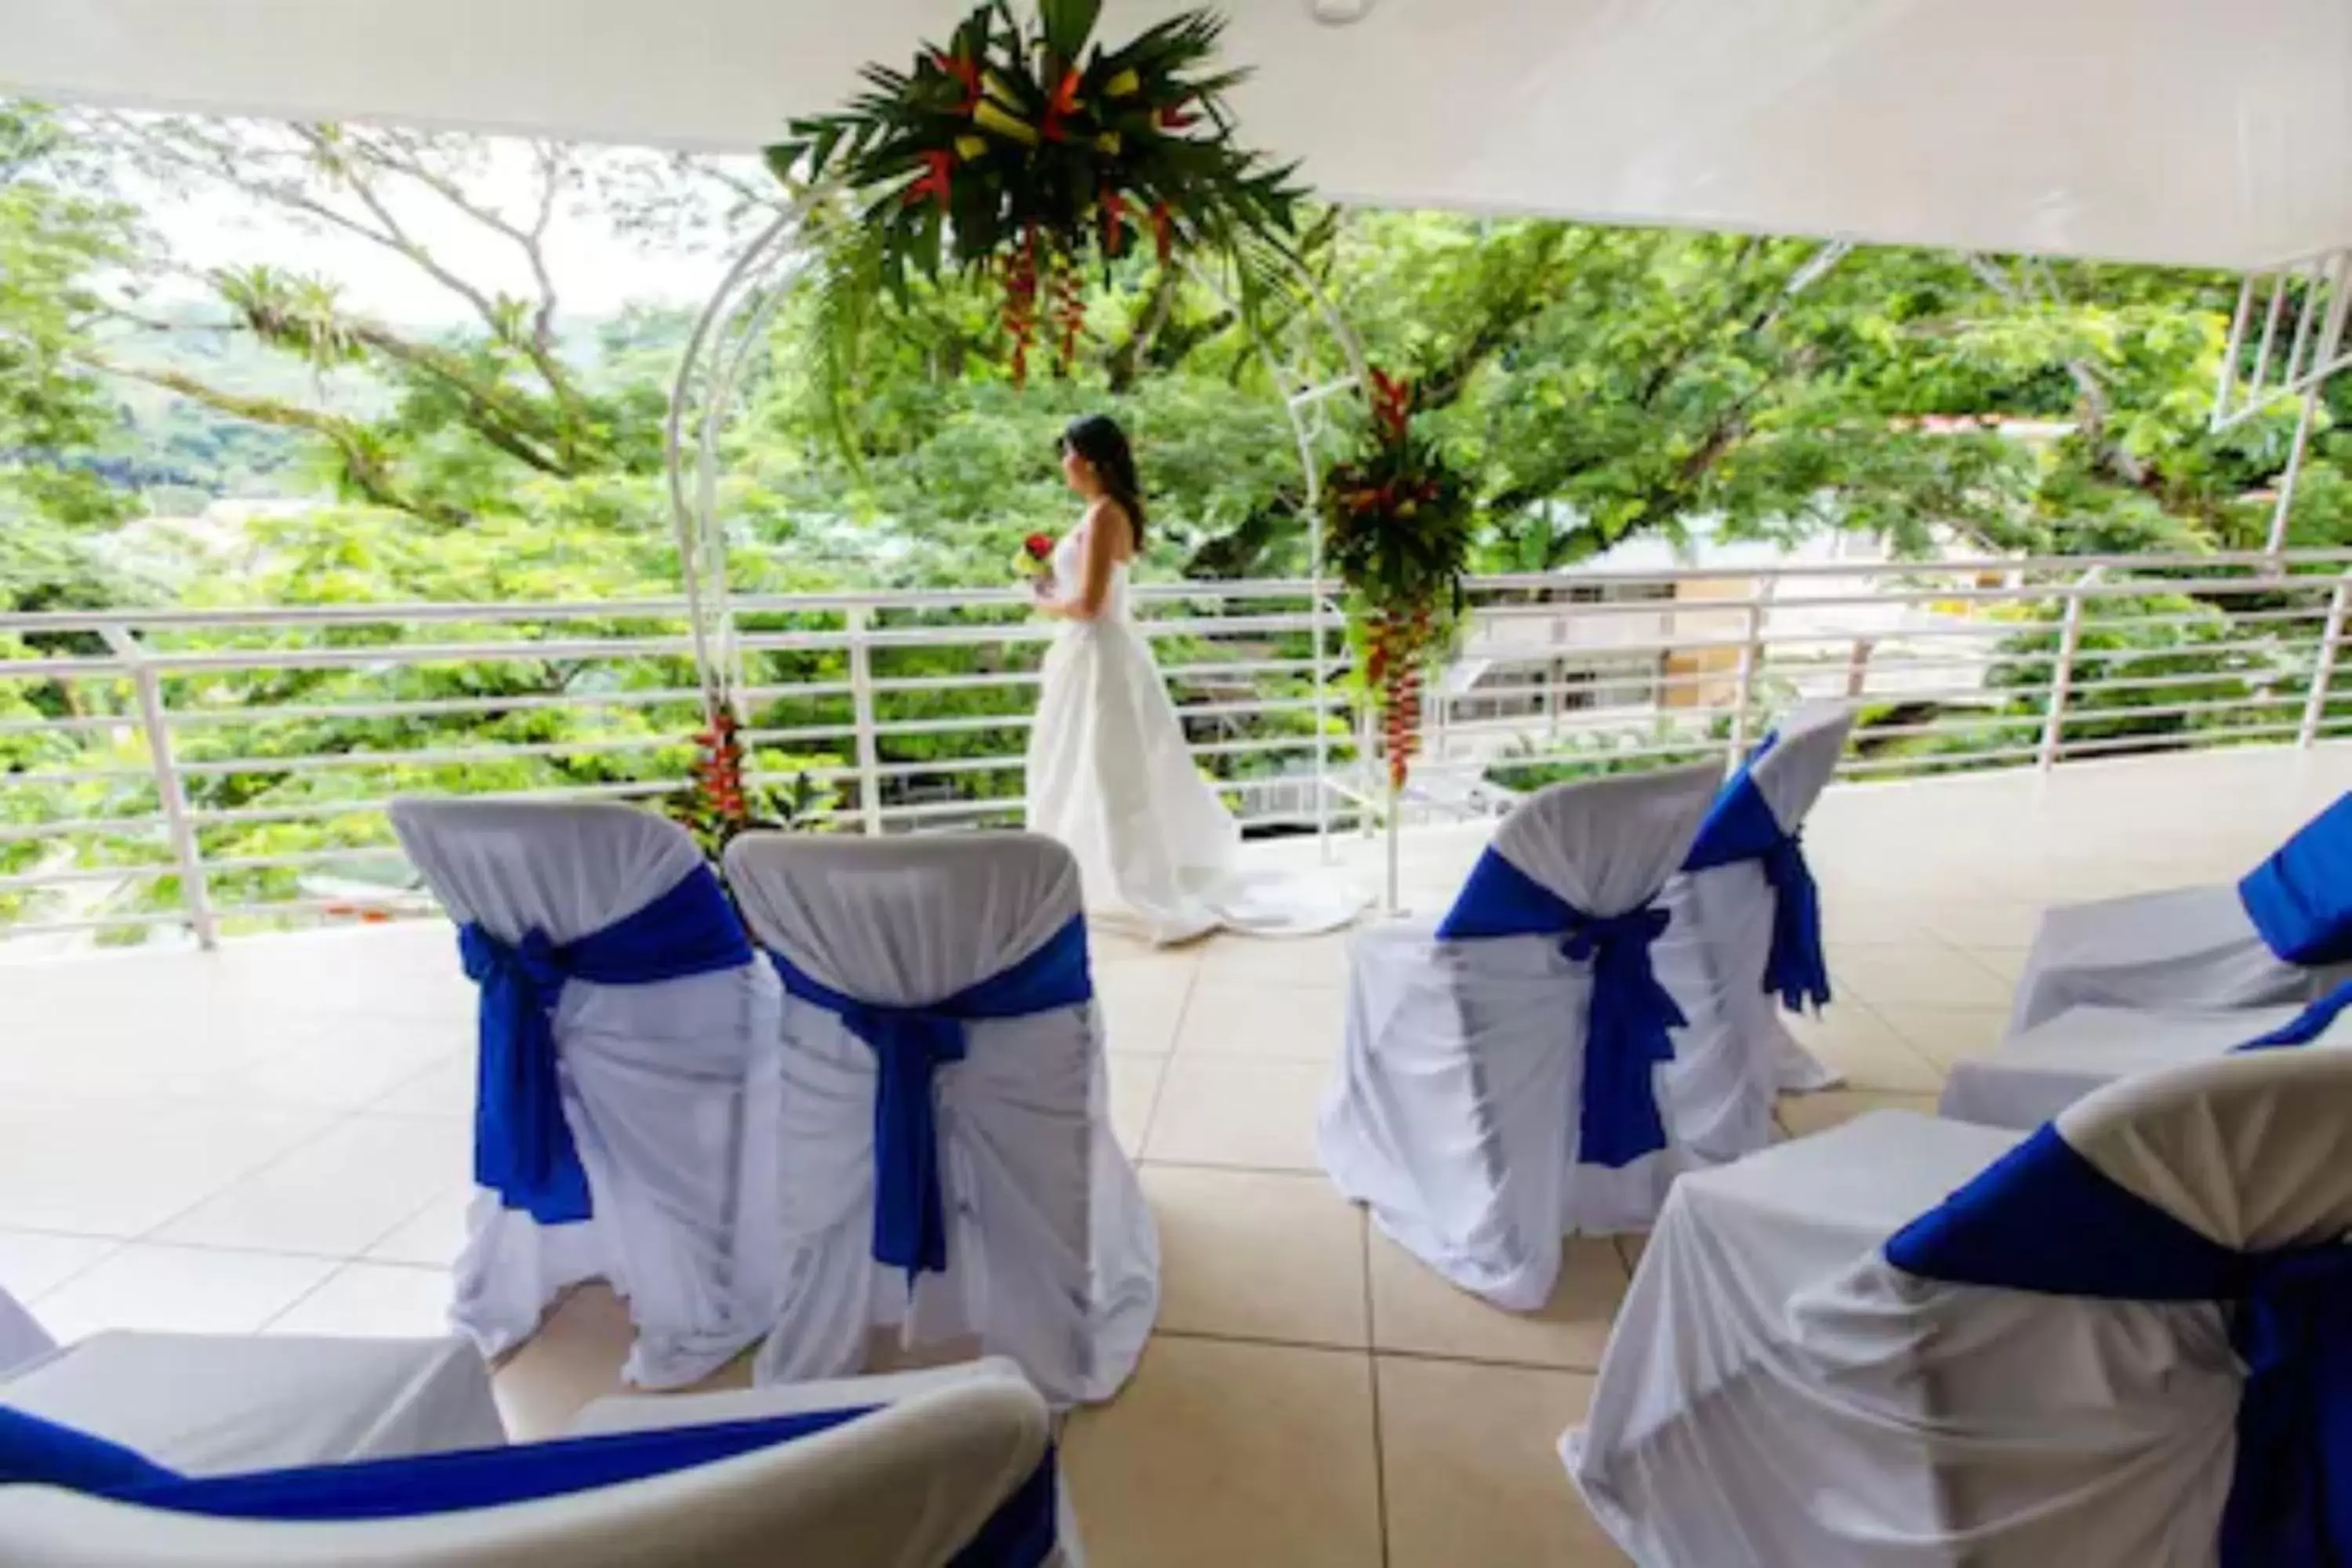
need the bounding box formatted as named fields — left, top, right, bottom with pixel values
left=4, top=744, right=2351, bottom=1564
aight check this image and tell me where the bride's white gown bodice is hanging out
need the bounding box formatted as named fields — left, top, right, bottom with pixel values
left=1024, top=521, right=1360, bottom=945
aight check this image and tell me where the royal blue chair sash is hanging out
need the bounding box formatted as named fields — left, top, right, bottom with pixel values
left=1438, top=849, right=1685, bottom=1169
left=0, top=1403, right=1058, bottom=1566
left=768, top=915, right=1094, bottom=1280
left=1887, top=1123, right=2352, bottom=1568
left=457, top=863, right=753, bottom=1225
left=1682, top=734, right=1831, bottom=1014
left=2239, top=792, right=2352, bottom=967
left=2239, top=978, right=2352, bottom=1051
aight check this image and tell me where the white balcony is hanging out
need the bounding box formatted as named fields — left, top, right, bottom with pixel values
left=1, top=741, right=2347, bottom=1565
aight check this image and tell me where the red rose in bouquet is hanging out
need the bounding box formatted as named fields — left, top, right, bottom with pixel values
left=1014, top=532, right=1056, bottom=586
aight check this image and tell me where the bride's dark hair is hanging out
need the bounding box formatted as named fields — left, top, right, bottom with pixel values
left=1061, top=414, right=1148, bottom=546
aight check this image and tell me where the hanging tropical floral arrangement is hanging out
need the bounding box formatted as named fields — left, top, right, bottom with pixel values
left=1324, top=372, right=1475, bottom=793
left=765, top=0, right=1305, bottom=386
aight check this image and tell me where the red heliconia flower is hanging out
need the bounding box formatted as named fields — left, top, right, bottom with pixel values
left=931, top=49, right=983, bottom=113
left=1041, top=68, right=1083, bottom=142
left=1101, top=189, right=1128, bottom=256
left=1156, top=98, right=1200, bottom=131
left=1368, top=368, right=1414, bottom=443
left=902, top=149, right=954, bottom=209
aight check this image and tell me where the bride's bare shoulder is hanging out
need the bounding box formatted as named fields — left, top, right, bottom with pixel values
left=1084, top=498, right=1137, bottom=559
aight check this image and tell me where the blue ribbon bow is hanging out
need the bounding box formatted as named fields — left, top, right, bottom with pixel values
left=458, top=864, right=753, bottom=1225
left=2240, top=978, right=2352, bottom=1051
left=1889, top=1123, right=2352, bottom=1567
left=769, top=915, right=1094, bottom=1281
left=1439, top=850, right=1686, bottom=1169
left=1683, top=733, right=1831, bottom=1014
left=2239, top=791, right=2352, bottom=967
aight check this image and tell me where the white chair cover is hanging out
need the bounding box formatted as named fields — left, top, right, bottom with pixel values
left=0, top=1356, right=1055, bottom=1568
left=0, top=1285, right=53, bottom=1379
left=1318, top=762, right=1724, bottom=1307
left=1566, top=1045, right=2352, bottom=1566
left=2009, top=883, right=2308, bottom=1036
left=723, top=831, right=1158, bottom=1408
left=1656, top=700, right=1860, bottom=1160
left=389, top=800, right=784, bottom=1389
left=1944, top=996, right=2352, bottom=1128
left=1, top=1331, right=504, bottom=1473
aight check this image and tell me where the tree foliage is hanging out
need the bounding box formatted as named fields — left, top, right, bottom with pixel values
left=6, top=102, right=2352, bottom=936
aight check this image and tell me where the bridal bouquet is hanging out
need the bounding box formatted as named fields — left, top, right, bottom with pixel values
left=1323, top=371, right=1475, bottom=793
left=1013, top=531, right=1056, bottom=587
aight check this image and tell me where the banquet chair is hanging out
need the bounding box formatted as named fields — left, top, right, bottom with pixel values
left=722, top=831, right=1158, bottom=1409
left=2005, top=789, right=2352, bottom=1036
left=2, top=1345, right=1069, bottom=1566
left=1944, top=974, right=2352, bottom=1128
left=1317, top=762, right=1722, bottom=1308
left=1654, top=699, right=1860, bottom=1162
left=2, top=1328, right=503, bottom=1476
left=1566, top=1042, right=2352, bottom=1566
left=390, top=799, right=784, bottom=1389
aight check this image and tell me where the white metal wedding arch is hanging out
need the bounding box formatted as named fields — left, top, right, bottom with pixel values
left=662, top=186, right=1410, bottom=891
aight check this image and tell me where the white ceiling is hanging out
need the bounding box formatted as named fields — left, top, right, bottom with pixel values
left=5, top=0, right=2347, bottom=269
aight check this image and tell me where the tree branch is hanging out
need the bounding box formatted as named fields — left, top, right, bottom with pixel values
left=74, top=349, right=468, bottom=524
left=1965, top=252, right=2147, bottom=485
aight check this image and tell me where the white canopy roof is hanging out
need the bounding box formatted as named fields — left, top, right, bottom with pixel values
left=5, top=0, right=2347, bottom=270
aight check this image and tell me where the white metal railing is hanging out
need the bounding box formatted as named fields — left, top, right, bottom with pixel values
left=7, top=548, right=2352, bottom=950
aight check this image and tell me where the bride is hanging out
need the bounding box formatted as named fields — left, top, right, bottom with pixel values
left=1025, top=414, right=1363, bottom=945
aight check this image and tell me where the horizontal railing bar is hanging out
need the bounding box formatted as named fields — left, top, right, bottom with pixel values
left=187, top=779, right=677, bottom=828
left=2067, top=670, right=2278, bottom=696
left=174, top=735, right=684, bottom=778
left=139, top=637, right=700, bottom=674
left=2056, top=694, right=2305, bottom=725
left=1853, top=713, right=2042, bottom=742
left=209, top=896, right=435, bottom=922
left=3, top=763, right=158, bottom=785
left=0, top=861, right=172, bottom=891
left=1838, top=746, right=2044, bottom=776
left=739, top=724, right=859, bottom=746
left=0, top=909, right=193, bottom=937
left=1, top=601, right=696, bottom=633
left=0, top=815, right=166, bottom=844
left=0, top=712, right=140, bottom=737
left=162, top=688, right=711, bottom=728
left=2058, top=724, right=2304, bottom=757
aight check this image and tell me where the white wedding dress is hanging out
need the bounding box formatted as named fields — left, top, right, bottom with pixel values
left=1025, top=523, right=1363, bottom=945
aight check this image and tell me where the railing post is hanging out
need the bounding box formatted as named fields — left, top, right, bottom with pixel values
left=1726, top=576, right=1774, bottom=765
left=2039, top=568, right=2099, bottom=773
left=845, top=605, right=884, bottom=836
left=1311, top=583, right=1334, bottom=857
left=100, top=626, right=216, bottom=949
left=2300, top=576, right=2351, bottom=748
